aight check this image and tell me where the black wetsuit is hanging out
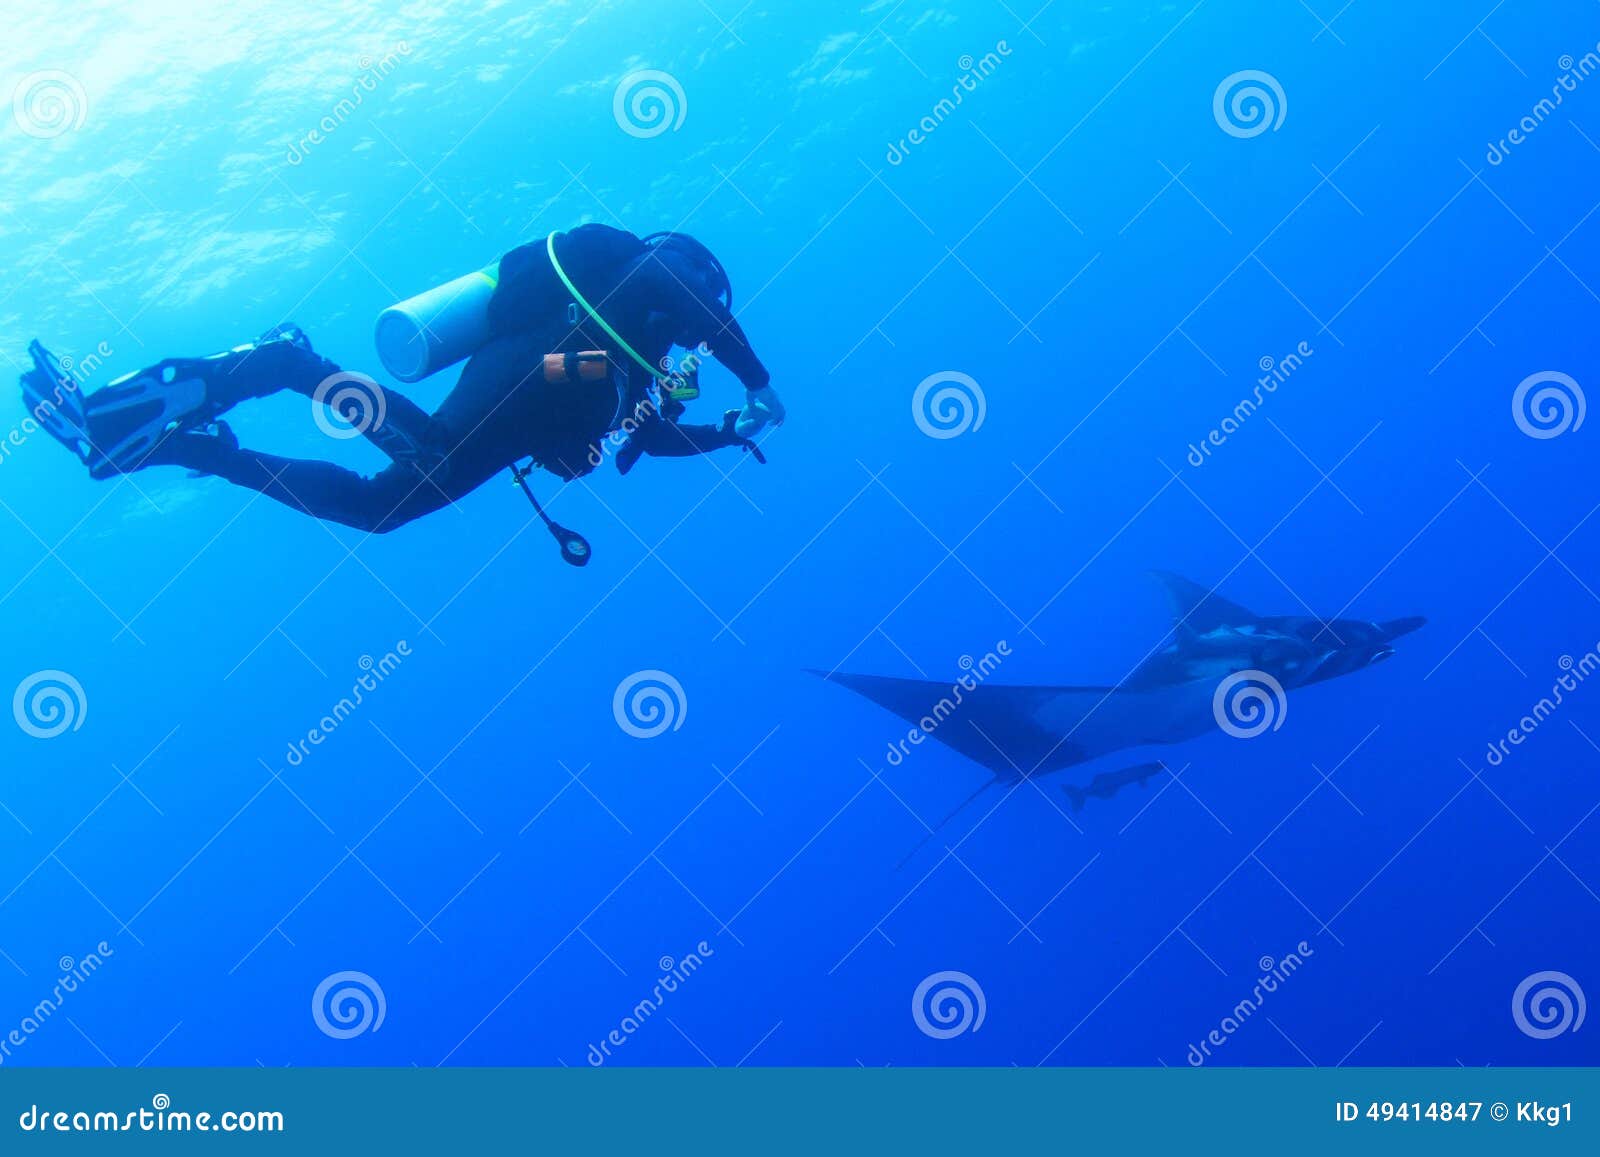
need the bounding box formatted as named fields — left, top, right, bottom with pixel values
left=155, top=226, right=768, bottom=533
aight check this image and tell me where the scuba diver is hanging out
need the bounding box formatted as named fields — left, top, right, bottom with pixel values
left=20, top=226, right=783, bottom=543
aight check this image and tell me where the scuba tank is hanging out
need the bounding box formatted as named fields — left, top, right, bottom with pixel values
left=373, top=266, right=499, bottom=383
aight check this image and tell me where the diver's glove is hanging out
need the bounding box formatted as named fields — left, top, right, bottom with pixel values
left=735, top=384, right=786, bottom=439
left=721, top=410, right=767, bottom=464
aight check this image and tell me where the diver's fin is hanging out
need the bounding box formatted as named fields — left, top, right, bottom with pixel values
left=76, top=325, right=326, bottom=479
left=1062, top=783, right=1087, bottom=812
left=82, top=363, right=213, bottom=478
left=254, top=323, right=314, bottom=355
left=1150, top=571, right=1258, bottom=634
left=21, top=341, right=93, bottom=463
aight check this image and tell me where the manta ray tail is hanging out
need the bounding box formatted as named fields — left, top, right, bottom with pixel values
left=895, top=778, right=998, bottom=870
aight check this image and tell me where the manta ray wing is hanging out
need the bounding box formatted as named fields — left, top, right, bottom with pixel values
left=1028, top=679, right=1221, bottom=765
left=818, top=671, right=1228, bottom=780
left=817, top=671, right=1150, bottom=779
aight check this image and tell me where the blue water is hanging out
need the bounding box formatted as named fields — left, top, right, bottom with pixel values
left=1, top=0, right=1597, bottom=1069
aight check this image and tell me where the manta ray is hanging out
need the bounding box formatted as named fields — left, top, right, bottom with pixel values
left=815, top=573, right=1423, bottom=834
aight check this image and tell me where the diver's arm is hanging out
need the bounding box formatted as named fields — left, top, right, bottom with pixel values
left=637, top=410, right=762, bottom=457
left=616, top=410, right=766, bottom=474
left=679, top=298, right=787, bottom=436
left=698, top=313, right=770, bottom=392
left=626, top=255, right=772, bottom=391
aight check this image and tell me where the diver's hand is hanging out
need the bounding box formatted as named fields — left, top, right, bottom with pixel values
left=719, top=410, right=769, bottom=464
left=735, top=385, right=786, bottom=439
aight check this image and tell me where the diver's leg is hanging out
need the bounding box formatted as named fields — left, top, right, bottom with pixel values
left=347, top=384, right=441, bottom=470
left=150, top=388, right=517, bottom=533
left=202, top=325, right=343, bottom=410
left=152, top=328, right=612, bottom=532
left=151, top=434, right=458, bottom=534
left=80, top=325, right=454, bottom=485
